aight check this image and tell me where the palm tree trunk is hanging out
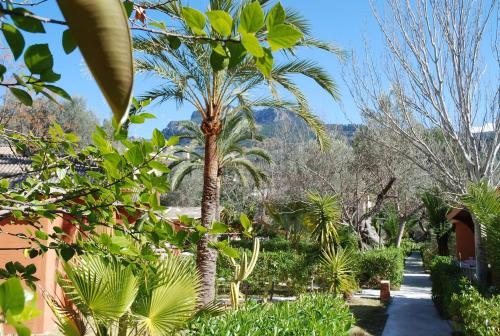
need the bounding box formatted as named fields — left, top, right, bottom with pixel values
left=216, top=172, right=222, bottom=216
left=436, top=232, right=450, bottom=256
left=197, top=121, right=220, bottom=305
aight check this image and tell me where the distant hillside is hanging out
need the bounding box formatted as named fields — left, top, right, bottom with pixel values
left=162, top=108, right=360, bottom=142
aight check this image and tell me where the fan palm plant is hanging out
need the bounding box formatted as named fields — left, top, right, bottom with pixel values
left=461, top=181, right=500, bottom=275
left=48, top=254, right=200, bottom=336
left=420, top=189, right=452, bottom=256
left=321, top=245, right=357, bottom=296
left=303, top=193, right=342, bottom=247
left=135, top=0, right=342, bottom=303
left=171, top=110, right=271, bottom=213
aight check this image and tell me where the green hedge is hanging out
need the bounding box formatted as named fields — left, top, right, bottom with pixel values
left=451, top=280, right=500, bottom=336
left=217, top=250, right=322, bottom=297
left=185, top=294, right=355, bottom=335
left=356, top=248, right=404, bottom=289
left=230, top=238, right=320, bottom=254
left=430, top=256, right=500, bottom=335
left=429, top=256, right=463, bottom=318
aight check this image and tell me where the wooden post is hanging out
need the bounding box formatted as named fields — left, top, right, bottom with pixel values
left=380, top=280, right=391, bottom=302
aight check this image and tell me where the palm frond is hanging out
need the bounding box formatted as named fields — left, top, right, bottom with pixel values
left=171, top=160, right=204, bottom=190
left=132, top=256, right=201, bottom=335
left=58, top=255, right=138, bottom=324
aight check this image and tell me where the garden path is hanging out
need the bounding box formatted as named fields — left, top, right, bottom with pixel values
left=381, top=252, right=452, bottom=336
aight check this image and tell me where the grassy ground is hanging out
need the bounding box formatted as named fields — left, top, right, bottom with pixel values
left=348, top=297, right=388, bottom=336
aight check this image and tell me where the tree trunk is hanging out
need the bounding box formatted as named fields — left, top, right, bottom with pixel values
left=436, top=232, right=450, bottom=256
left=197, top=122, right=220, bottom=305
left=472, top=216, right=487, bottom=285
left=216, top=172, right=222, bottom=217
left=395, top=221, right=405, bottom=247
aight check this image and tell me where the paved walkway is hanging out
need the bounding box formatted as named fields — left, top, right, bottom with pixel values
left=382, top=252, right=452, bottom=336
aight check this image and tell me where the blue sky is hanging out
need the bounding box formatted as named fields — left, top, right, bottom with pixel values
left=12, top=1, right=381, bottom=138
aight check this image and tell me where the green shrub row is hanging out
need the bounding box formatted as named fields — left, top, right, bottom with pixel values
left=217, top=250, right=322, bottom=297
left=430, top=256, right=500, bottom=335
left=230, top=238, right=320, bottom=254
left=451, top=280, right=500, bottom=336
left=185, top=294, right=355, bottom=335
left=429, top=256, right=463, bottom=318
left=356, top=247, right=404, bottom=289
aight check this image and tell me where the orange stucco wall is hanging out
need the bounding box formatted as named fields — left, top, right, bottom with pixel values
left=454, top=220, right=475, bottom=262
left=0, top=217, right=63, bottom=335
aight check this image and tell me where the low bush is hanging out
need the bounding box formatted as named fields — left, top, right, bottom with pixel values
left=429, top=256, right=462, bottom=318
left=451, top=280, right=500, bottom=336
left=230, top=237, right=319, bottom=254
left=400, top=239, right=422, bottom=256
left=217, top=250, right=322, bottom=297
left=185, top=294, right=355, bottom=335
left=420, top=242, right=437, bottom=271
left=356, top=248, right=404, bottom=289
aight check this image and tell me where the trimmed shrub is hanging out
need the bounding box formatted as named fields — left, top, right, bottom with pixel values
left=451, top=280, right=500, bottom=336
left=231, top=237, right=319, bottom=254
left=420, top=242, right=437, bottom=271
left=217, top=250, right=322, bottom=297
left=429, top=256, right=463, bottom=318
left=356, top=248, right=404, bottom=289
left=185, top=294, right=355, bottom=335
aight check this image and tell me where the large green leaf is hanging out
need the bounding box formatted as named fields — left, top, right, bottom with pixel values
left=2, top=23, right=25, bottom=60
left=9, top=88, right=32, bottom=106
left=241, top=33, right=263, bottom=58
left=24, top=44, right=53, bottom=74
left=11, top=8, right=45, bottom=33
left=238, top=1, right=264, bottom=34
left=0, top=277, right=25, bottom=315
left=206, top=10, right=232, bottom=36
left=62, top=29, right=77, bottom=54
left=255, top=48, right=273, bottom=77
left=266, top=2, right=285, bottom=29
left=182, top=7, right=206, bottom=36
left=57, top=0, right=134, bottom=125
left=268, top=24, right=303, bottom=51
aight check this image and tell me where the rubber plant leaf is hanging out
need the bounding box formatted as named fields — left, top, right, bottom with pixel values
left=56, top=0, right=133, bottom=125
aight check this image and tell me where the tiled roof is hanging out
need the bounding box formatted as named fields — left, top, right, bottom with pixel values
left=0, top=147, right=32, bottom=181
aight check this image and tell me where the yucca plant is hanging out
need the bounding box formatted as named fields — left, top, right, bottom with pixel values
left=321, top=245, right=357, bottom=296
left=303, top=193, right=342, bottom=247
left=49, top=254, right=200, bottom=336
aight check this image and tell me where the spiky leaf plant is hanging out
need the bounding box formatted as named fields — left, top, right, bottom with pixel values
left=461, top=182, right=500, bottom=274
left=321, top=245, right=357, bottom=296
left=303, top=193, right=342, bottom=247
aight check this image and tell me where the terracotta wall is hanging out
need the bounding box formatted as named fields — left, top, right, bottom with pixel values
left=0, top=218, right=61, bottom=335
left=454, top=220, right=475, bottom=262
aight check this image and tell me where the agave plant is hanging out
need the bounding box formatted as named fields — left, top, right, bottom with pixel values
left=49, top=254, right=200, bottom=336
left=303, top=193, right=342, bottom=247
left=321, top=245, right=357, bottom=296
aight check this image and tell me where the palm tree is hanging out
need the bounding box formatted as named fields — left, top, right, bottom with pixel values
left=461, top=182, right=500, bottom=276
left=171, top=109, right=271, bottom=213
left=48, top=254, right=200, bottom=336
left=135, top=0, right=342, bottom=303
left=421, top=189, right=452, bottom=256
left=303, top=193, right=342, bottom=247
